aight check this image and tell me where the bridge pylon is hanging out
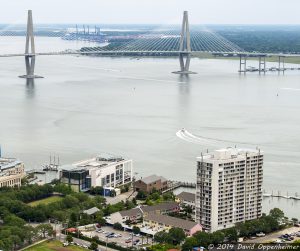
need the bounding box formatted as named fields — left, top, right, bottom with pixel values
left=173, top=11, right=196, bottom=75
left=19, top=10, right=43, bottom=79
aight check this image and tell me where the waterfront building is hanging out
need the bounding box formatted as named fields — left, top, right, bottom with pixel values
left=0, top=158, right=25, bottom=188
left=61, top=168, right=91, bottom=192
left=195, top=147, right=263, bottom=232
left=134, top=175, right=168, bottom=193
left=61, top=154, right=133, bottom=192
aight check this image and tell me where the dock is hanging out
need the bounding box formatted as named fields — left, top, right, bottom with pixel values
left=162, top=180, right=196, bottom=194
left=263, top=191, right=300, bottom=201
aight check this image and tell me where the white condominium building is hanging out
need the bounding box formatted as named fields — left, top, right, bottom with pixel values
left=195, top=147, right=263, bottom=232
left=0, top=158, right=25, bottom=188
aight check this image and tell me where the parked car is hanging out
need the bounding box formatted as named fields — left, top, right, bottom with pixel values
left=256, top=232, right=266, bottom=237
left=133, top=239, right=140, bottom=245
left=106, top=232, right=114, bottom=238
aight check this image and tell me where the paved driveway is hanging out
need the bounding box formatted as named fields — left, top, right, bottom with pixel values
left=105, top=191, right=137, bottom=205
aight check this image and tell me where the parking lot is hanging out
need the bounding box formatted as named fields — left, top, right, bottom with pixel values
left=244, top=226, right=300, bottom=243
left=81, top=225, right=153, bottom=248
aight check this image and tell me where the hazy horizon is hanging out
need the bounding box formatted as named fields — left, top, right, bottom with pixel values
left=1, top=0, right=300, bottom=25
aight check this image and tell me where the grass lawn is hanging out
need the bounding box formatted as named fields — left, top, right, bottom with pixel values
left=27, top=196, right=63, bottom=207
left=24, top=240, right=87, bottom=251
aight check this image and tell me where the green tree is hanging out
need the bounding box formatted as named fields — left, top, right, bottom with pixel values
left=11, top=235, right=22, bottom=250
left=36, top=223, right=54, bottom=238
left=90, top=186, right=104, bottom=196
left=4, top=215, right=26, bottom=227
left=95, top=215, right=106, bottom=226
left=89, top=241, right=98, bottom=250
left=162, top=192, right=175, bottom=201
left=132, top=226, right=141, bottom=235
left=125, top=219, right=132, bottom=225
left=149, top=192, right=160, bottom=201
left=66, top=235, right=73, bottom=243
left=168, top=227, right=186, bottom=245
left=63, top=195, right=79, bottom=208
left=113, top=222, right=123, bottom=230
left=24, top=226, right=37, bottom=244
left=136, top=190, right=147, bottom=200
left=269, top=208, right=284, bottom=221
left=154, top=231, right=171, bottom=244
left=182, top=237, right=199, bottom=251
left=223, top=227, right=238, bottom=242
left=132, top=198, right=137, bottom=205
left=193, top=231, right=212, bottom=248
left=211, top=231, right=225, bottom=244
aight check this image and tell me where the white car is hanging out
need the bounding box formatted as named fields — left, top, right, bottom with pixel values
left=256, top=232, right=266, bottom=237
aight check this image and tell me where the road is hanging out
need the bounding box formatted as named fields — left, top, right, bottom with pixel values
left=243, top=227, right=300, bottom=243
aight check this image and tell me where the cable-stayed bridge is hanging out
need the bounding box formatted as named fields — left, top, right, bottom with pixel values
left=0, top=10, right=297, bottom=78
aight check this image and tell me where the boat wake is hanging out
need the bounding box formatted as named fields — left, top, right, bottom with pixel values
left=281, top=88, right=300, bottom=92
left=176, top=128, right=217, bottom=146
left=176, top=128, right=258, bottom=147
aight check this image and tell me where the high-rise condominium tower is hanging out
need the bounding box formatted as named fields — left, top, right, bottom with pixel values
left=195, top=147, right=263, bottom=232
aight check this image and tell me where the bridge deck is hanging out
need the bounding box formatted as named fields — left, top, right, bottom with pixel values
left=0, top=51, right=298, bottom=58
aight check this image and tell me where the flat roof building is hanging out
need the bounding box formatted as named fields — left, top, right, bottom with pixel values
left=196, top=147, right=263, bottom=232
left=61, top=154, right=133, bottom=192
left=0, top=158, right=25, bottom=188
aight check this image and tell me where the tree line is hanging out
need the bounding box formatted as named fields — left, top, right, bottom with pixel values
left=0, top=183, right=136, bottom=251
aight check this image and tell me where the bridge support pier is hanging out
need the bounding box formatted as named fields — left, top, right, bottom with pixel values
left=19, top=10, right=43, bottom=79
left=239, top=55, right=247, bottom=73
left=173, top=11, right=196, bottom=74
left=278, top=56, right=285, bottom=74
left=258, top=56, right=266, bottom=74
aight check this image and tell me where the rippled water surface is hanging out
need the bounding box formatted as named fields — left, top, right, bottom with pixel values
left=0, top=38, right=300, bottom=217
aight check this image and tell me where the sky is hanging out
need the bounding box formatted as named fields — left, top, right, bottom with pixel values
left=1, top=0, right=300, bottom=25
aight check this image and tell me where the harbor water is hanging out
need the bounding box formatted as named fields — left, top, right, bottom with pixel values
left=0, top=38, right=300, bottom=218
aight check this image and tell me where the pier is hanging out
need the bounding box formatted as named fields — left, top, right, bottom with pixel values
left=162, top=180, right=196, bottom=194
left=263, top=190, right=300, bottom=201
